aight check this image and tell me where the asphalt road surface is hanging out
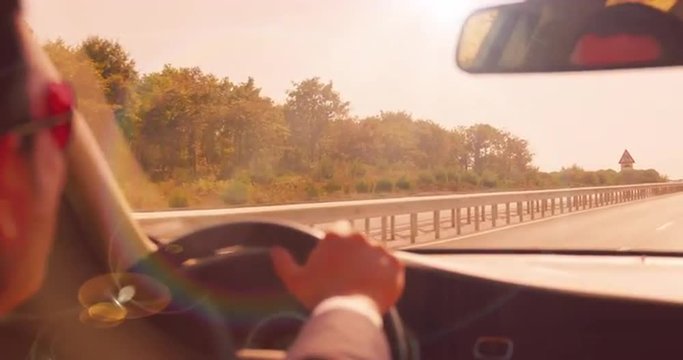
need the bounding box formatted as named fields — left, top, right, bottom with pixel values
left=407, top=192, right=683, bottom=251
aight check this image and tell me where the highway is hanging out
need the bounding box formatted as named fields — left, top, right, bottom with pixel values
left=136, top=187, right=683, bottom=252
left=406, top=192, right=683, bottom=251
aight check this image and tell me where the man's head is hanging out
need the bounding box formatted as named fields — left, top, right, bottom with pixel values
left=0, top=1, right=70, bottom=314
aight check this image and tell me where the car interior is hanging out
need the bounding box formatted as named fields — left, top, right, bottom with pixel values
left=5, top=1, right=683, bottom=359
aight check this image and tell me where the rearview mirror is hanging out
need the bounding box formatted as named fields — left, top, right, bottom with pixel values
left=456, top=1, right=683, bottom=73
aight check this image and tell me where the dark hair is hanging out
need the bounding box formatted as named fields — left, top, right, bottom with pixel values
left=0, top=0, right=30, bottom=136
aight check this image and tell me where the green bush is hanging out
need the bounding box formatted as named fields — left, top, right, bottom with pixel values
left=355, top=181, right=370, bottom=193
left=250, top=163, right=275, bottom=185
left=481, top=171, right=498, bottom=188
left=350, top=161, right=367, bottom=178
left=447, top=170, right=460, bottom=184
left=323, top=181, right=342, bottom=194
left=317, top=158, right=335, bottom=180
left=221, top=181, right=250, bottom=205
left=461, top=171, right=479, bottom=186
left=395, top=176, right=412, bottom=190
left=168, top=191, right=189, bottom=208
left=305, top=184, right=320, bottom=199
left=375, top=179, right=393, bottom=193
left=193, top=177, right=218, bottom=196
left=170, top=168, right=194, bottom=183
left=417, top=173, right=434, bottom=187
left=434, top=170, right=447, bottom=184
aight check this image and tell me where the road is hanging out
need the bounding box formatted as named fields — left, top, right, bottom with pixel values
left=406, top=192, right=683, bottom=251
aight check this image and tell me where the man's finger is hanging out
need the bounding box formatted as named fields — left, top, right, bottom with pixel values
left=270, top=246, right=303, bottom=286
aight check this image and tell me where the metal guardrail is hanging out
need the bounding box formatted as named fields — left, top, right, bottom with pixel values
left=134, top=182, right=683, bottom=245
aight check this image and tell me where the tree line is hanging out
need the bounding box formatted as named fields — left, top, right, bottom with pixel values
left=43, top=37, right=666, bottom=208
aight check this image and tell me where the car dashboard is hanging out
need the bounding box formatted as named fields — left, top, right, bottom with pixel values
left=399, top=252, right=683, bottom=359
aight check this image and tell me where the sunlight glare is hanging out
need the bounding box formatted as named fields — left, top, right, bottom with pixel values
left=421, top=0, right=474, bottom=24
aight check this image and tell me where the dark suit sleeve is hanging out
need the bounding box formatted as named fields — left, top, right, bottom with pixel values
left=287, top=309, right=390, bottom=360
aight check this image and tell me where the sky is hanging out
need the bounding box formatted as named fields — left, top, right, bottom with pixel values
left=24, top=0, right=683, bottom=178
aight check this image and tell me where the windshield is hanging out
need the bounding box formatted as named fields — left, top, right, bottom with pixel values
left=26, top=0, right=683, bottom=251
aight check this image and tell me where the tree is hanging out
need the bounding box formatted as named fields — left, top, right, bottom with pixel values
left=285, top=78, right=349, bottom=163
left=136, top=66, right=221, bottom=179
left=43, top=40, right=111, bottom=126
left=464, top=124, right=505, bottom=174
left=79, top=37, right=140, bottom=140
left=223, top=78, right=288, bottom=168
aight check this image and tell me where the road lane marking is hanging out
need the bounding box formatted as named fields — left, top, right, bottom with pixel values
left=656, top=221, right=674, bottom=231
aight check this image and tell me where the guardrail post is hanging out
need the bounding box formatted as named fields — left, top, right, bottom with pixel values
left=505, top=203, right=511, bottom=225
left=551, top=198, right=556, bottom=215
left=451, top=209, right=456, bottom=228
left=390, top=216, right=395, bottom=240
left=456, top=208, right=462, bottom=235
left=517, top=202, right=523, bottom=222
left=492, top=204, right=498, bottom=227
left=381, top=216, right=387, bottom=243
left=530, top=200, right=536, bottom=220
left=433, top=210, right=440, bottom=239
left=410, top=213, right=417, bottom=244
left=474, top=206, right=480, bottom=231
left=560, top=197, right=565, bottom=213
left=481, top=206, right=486, bottom=222
left=541, top=199, right=548, bottom=217
left=365, top=218, right=371, bottom=235
left=467, top=207, right=472, bottom=224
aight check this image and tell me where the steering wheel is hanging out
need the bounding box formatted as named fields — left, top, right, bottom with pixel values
left=133, top=221, right=410, bottom=360
left=31, top=221, right=412, bottom=360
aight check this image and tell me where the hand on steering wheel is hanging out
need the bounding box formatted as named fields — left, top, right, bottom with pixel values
left=271, top=230, right=405, bottom=315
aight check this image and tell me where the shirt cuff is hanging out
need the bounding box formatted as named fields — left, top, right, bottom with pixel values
left=312, top=295, right=383, bottom=328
